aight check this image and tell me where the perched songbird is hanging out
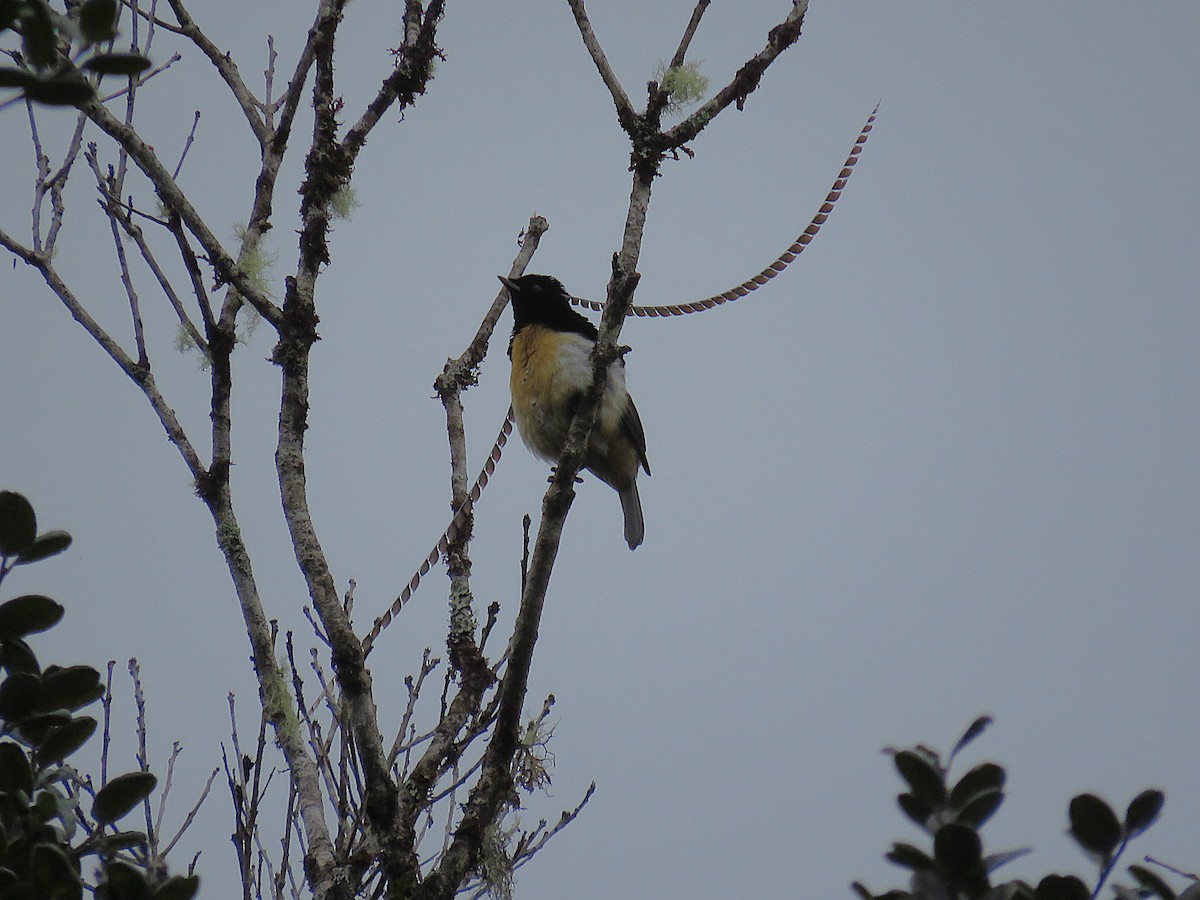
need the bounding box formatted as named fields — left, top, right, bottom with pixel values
left=500, top=274, right=650, bottom=550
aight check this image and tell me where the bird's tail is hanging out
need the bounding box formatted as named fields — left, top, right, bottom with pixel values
left=619, top=483, right=644, bottom=550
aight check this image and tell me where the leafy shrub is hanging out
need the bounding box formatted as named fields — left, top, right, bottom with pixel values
left=0, top=490, right=198, bottom=899
left=854, top=716, right=1197, bottom=900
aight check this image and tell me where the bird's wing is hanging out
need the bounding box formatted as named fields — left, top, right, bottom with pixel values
left=621, top=393, right=651, bottom=476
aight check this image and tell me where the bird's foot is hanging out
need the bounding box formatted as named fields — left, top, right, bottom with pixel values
left=548, top=466, right=584, bottom=484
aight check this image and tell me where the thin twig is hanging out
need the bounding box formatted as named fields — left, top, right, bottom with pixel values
left=163, top=213, right=217, bottom=335
left=118, top=0, right=187, bottom=35
left=161, top=766, right=220, bottom=857
left=388, top=649, right=440, bottom=768
left=43, top=115, right=88, bottom=255
left=101, top=660, right=116, bottom=785
left=668, top=1, right=709, bottom=69
left=646, top=1, right=710, bottom=120
left=565, top=0, right=637, bottom=127
left=1143, top=857, right=1199, bottom=882
left=340, top=0, right=445, bottom=163
left=662, top=0, right=810, bottom=147
left=162, top=0, right=269, bottom=145
left=511, top=782, right=596, bottom=871
left=264, top=36, right=277, bottom=129
left=27, top=101, right=49, bottom=254
left=173, top=109, right=201, bottom=180
left=221, top=734, right=253, bottom=899
left=81, top=97, right=284, bottom=327
left=152, top=741, right=182, bottom=846
left=85, top=145, right=150, bottom=368
left=128, top=658, right=156, bottom=844
left=120, top=201, right=209, bottom=354
left=98, top=51, right=183, bottom=102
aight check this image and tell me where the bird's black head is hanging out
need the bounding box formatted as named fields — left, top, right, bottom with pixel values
left=500, top=274, right=598, bottom=349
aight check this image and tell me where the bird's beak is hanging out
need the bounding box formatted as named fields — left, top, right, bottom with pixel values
left=497, top=275, right=518, bottom=292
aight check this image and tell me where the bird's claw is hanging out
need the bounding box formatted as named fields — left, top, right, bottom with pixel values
left=548, top=466, right=584, bottom=485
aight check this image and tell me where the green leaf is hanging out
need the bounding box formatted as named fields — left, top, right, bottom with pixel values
left=1127, top=863, right=1176, bottom=900
left=885, top=842, right=934, bottom=872
left=0, top=670, right=42, bottom=721
left=79, top=0, right=118, bottom=43
left=0, top=67, right=39, bottom=88
left=897, top=792, right=932, bottom=828
left=956, top=789, right=1004, bottom=828
left=84, top=830, right=147, bottom=854
left=933, top=823, right=982, bottom=875
left=0, top=491, right=37, bottom=556
left=1124, top=789, right=1165, bottom=838
left=101, top=860, right=153, bottom=899
left=0, top=595, right=64, bottom=640
left=36, top=716, right=96, bottom=764
left=31, top=843, right=82, bottom=898
left=93, top=771, right=157, bottom=824
left=1, top=636, right=42, bottom=674
left=15, top=530, right=72, bottom=565
left=1068, top=793, right=1121, bottom=858
left=18, top=708, right=72, bottom=744
left=35, top=783, right=77, bottom=836
left=155, top=874, right=200, bottom=900
left=950, top=762, right=1006, bottom=809
left=22, top=75, right=96, bottom=107
left=33, top=786, right=63, bottom=822
left=894, top=750, right=946, bottom=807
left=84, top=52, right=151, bottom=76
left=39, top=665, right=103, bottom=712
left=0, top=741, right=34, bottom=794
left=19, top=0, right=56, bottom=69
left=1035, top=874, right=1091, bottom=900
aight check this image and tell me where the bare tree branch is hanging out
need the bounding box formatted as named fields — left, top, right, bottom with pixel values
left=341, top=0, right=445, bottom=163
left=660, top=0, right=810, bottom=150
left=667, top=0, right=709, bottom=70
left=79, top=98, right=283, bottom=328
left=646, top=0, right=710, bottom=121
left=272, top=1, right=450, bottom=893
left=85, top=145, right=150, bottom=369
left=116, top=206, right=209, bottom=355
left=565, top=0, right=637, bottom=129
left=0, top=231, right=206, bottom=478
left=162, top=0, right=270, bottom=145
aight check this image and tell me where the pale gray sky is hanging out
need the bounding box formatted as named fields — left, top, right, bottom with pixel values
left=3, top=3, right=1198, bottom=898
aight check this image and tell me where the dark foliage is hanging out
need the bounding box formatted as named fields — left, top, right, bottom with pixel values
left=0, top=490, right=198, bottom=899
left=1, top=0, right=150, bottom=108
left=853, top=716, right=1194, bottom=900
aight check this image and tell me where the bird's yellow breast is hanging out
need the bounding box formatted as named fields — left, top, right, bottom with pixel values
left=509, top=325, right=589, bottom=462
left=510, top=326, right=560, bottom=411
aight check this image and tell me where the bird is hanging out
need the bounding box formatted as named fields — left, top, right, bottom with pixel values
left=499, top=273, right=650, bottom=550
